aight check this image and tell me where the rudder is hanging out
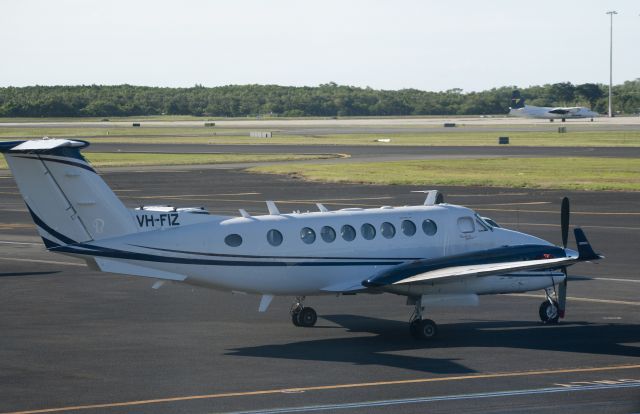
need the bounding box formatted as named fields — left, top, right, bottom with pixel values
left=1, top=138, right=136, bottom=246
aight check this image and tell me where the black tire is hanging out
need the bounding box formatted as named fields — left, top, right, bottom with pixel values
left=539, top=300, right=560, bottom=324
left=409, top=319, right=422, bottom=339
left=298, top=307, right=317, bottom=327
left=291, top=310, right=301, bottom=327
left=410, top=319, right=438, bottom=340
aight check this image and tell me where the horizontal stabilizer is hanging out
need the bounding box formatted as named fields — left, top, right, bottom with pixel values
left=94, top=258, right=187, bottom=281
left=574, top=228, right=601, bottom=261
left=8, top=138, right=89, bottom=152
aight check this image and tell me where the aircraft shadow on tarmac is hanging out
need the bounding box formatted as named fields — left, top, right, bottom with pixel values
left=227, top=315, right=640, bottom=374
left=0, top=271, right=60, bottom=277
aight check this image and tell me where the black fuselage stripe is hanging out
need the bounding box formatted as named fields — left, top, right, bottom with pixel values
left=128, top=243, right=421, bottom=261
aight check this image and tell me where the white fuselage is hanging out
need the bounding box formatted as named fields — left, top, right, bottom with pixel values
left=78, top=204, right=563, bottom=297
left=509, top=105, right=598, bottom=120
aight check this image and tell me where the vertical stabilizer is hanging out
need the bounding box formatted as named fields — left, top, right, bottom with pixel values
left=1, top=138, right=136, bottom=246
left=510, top=90, right=525, bottom=109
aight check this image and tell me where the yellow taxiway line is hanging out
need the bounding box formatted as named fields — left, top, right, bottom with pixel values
left=4, top=364, right=640, bottom=414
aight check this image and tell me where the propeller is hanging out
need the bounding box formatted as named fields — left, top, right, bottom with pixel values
left=557, top=197, right=570, bottom=318
left=561, top=197, right=570, bottom=248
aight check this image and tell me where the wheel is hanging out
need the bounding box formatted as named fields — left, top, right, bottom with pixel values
left=298, top=307, right=317, bottom=327
left=539, top=300, right=560, bottom=324
left=409, top=319, right=421, bottom=339
left=410, top=319, right=438, bottom=340
left=291, top=310, right=301, bottom=327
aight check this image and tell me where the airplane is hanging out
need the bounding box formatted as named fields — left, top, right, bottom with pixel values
left=509, top=90, right=599, bottom=122
left=0, top=138, right=603, bottom=340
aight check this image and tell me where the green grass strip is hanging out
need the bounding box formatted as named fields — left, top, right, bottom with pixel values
left=249, top=157, right=640, bottom=191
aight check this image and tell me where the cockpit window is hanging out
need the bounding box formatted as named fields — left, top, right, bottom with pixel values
left=457, top=216, right=475, bottom=233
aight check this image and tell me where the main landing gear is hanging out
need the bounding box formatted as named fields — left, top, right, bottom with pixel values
left=409, top=297, right=438, bottom=340
left=290, top=296, right=317, bottom=328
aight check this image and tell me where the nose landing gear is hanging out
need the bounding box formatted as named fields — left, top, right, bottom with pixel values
left=539, top=287, right=560, bottom=324
left=290, top=296, right=317, bottom=327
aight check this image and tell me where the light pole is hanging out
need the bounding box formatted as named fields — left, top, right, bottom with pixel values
left=606, top=10, right=617, bottom=117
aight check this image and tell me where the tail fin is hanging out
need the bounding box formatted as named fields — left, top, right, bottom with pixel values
left=1, top=138, right=136, bottom=247
left=510, top=90, right=525, bottom=109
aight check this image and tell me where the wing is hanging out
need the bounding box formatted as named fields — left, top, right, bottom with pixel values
left=362, top=244, right=579, bottom=288
left=391, top=256, right=573, bottom=285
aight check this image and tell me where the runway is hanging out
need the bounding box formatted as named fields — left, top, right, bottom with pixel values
left=0, top=166, right=638, bottom=414
left=85, top=142, right=640, bottom=160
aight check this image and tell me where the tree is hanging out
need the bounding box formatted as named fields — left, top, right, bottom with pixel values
left=575, top=83, right=604, bottom=109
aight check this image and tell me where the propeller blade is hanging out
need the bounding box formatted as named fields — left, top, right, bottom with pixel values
left=557, top=273, right=567, bottom=318
left=561, top=197, right=570, bottom=248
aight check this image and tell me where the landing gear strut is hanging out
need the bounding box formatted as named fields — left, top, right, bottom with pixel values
left=290, top=296, right=317, bottom=327
left=409, top=297, right=438, bottom=340
left=539, top=288, right=560, bottom=324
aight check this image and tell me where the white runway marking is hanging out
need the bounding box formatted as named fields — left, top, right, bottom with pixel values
left=0, top=240, right=41, bottom=246
left=476, top=208, right=640, bottom=216
left=0, top=257, right=84, bottom=267
left=497, top=222, right=640, bottom=231
left=227, top=382, right=640, bottom=414
left=594, top=277, right=640, bottom=283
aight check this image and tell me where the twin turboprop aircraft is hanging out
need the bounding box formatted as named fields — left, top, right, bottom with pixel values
left=509, top=90, right=599, bottom=122
left=1, top=138, right=603, bottom=339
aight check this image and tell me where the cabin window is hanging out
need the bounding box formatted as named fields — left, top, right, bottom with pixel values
left=457, top=216, right=475, bottom=233
left=300, top=227, right=316, bottom=244
left=401, top=220, right=416, bottom=236
left=380, top=222, right=395, bottom=239
left=321, top=226, right=336, bottom=243
left=266, top=229, right=283, bottom=246
left=422, top=219, right=437, bottom=236
left=341, top=224, right=356, bottom=241
left=224, top=234, right=243, bottom=247
left=361, top=223, right=376, bottom=240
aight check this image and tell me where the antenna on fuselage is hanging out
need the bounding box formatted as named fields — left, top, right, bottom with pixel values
left=413, top=190, right=443, bottom=206
left=239, top=209, right=252, bottom=218
left=266, top=201, right=280, bottom=215
left=316, top=203, right=329, bottom=212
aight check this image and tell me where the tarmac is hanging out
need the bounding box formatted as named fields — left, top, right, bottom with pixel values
left=0, top=163, right=639, bottom=413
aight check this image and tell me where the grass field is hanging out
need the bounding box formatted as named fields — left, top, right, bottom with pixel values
left=1, top=128, right=639, bottom=147
left=249, top=157, right=640, bottom=191
left=0, top=153, right=339, bottom=170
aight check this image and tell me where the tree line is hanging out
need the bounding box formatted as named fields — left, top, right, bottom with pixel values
left=0, top=80, right=638, bottom=118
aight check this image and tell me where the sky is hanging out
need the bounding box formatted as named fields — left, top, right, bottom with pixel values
left=1, top=0, right=638, bottom=91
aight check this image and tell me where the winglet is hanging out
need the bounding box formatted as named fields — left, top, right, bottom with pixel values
left=574, top=228, right=601, bottom=261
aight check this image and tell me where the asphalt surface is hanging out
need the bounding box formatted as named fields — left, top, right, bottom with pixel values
left=2, top=115, right=640, bottom=131
left=86, top=142, right=640, bottom=160
left=0, top=165, right=639, bottom=414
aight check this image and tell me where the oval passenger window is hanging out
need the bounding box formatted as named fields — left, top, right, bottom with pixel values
left=300, top=227, right=316, bottom=244
left=422, top=219, right=437, bottom=236
left=321, top=226, right=336, bottom=243
left=266, top=229, right=283, bottom=246
left=361, top=223, right=376, bottom=240
left=401, top=220, right=416, bottom=236
left=224, top=234, right=243, bottom=247
left=380, top=222, right=395, bottom=239
left=341, top=225, right=356, bottom=241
